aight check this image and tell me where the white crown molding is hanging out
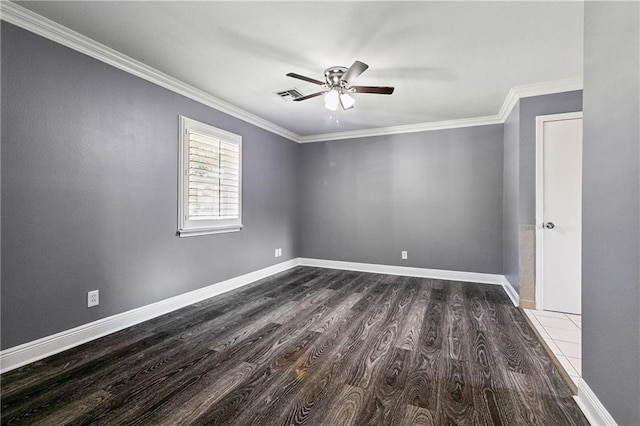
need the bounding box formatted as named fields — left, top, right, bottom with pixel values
left=514, top=77, right=583, bottom=99
left=298, top=258, right=505, bottom=285
left=301, top=75, right=582, bottom=142
left=498, top=87, right=521, bottom=122
left=497, top=77, right=583, bottom=122
left=298, top=115, right=504, bottom=143
left=0, top=1, right=301, bottom=143
left=0, top=258, right=301, bottom=373
left=575, top=378, right=618, bottom=425
left=1, top=1, right=583, bottom=144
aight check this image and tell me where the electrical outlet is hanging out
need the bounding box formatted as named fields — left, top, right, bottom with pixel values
left=87, top=290, right=99, bottom=307
left=401, top=251, right=408, bottom=260
left=275, top=248, right=282, bottom=257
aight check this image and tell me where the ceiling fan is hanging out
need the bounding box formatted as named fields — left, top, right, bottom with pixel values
left=286, top=60, right=394, bottom=111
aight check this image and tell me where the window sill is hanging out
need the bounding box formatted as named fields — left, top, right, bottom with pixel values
left=178, top=225, right=243, bottom=237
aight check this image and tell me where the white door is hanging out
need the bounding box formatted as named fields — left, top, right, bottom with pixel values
left=536, top=113, right=583, bottom=314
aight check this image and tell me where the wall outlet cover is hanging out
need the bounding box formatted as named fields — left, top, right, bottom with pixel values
left=87, top=290, right=99, bottom=308
left=401, top=251, right=408, bottom=260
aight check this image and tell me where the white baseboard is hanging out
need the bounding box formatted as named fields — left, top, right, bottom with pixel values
left=0, top=257, right=618, bottom=424
left=0, top=258, right=300, bottom=374
left=502, top=276, right=520, bottom=307
left=575, top=378, right=618, bottom=425
left=0, top=257, right=509, bottom=373
left=298, top=258, right=504, bottom=285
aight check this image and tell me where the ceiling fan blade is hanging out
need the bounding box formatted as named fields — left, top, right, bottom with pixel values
left=286, top=72, right=325, bottom=86
left=292, top=91, right=326, bottom=101
left=341, top=60, right=369, bottom=84
left=350, top=86, right=395, bottom=95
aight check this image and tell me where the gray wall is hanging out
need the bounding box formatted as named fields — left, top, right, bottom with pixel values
left=1, top=23, right=300, bottom=349
left=583, top=2, right=639, bottom=424
left=503, top=102, right=520, bottom=290
left=518, top=91, right=583, bottom=224
left=299, top=126, right=504, bottom=274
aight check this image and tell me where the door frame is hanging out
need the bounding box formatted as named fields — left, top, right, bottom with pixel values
left=535, top=111, right=583, bottom=310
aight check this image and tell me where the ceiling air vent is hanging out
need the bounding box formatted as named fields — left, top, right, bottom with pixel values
left=275, top=88, right=304, bottom=101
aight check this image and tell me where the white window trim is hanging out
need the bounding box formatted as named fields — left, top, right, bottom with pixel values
left=178, top=116, right=243, bottom=237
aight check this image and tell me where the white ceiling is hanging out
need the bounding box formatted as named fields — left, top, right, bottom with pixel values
left=17, top=1, right=584, bottom=137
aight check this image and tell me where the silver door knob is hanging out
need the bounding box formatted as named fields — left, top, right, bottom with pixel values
left=545, top=222, right=555, bottom=229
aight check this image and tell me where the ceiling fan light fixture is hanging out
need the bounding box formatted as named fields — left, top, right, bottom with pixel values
left=339, top=92, right=355, bottom=110
left=324, top=90, right=339, bottom=111
left=286, top=60, right=393, bottom=112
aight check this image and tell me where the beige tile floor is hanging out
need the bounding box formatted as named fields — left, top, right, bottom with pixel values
left=524, top=308, right=582, bottom=387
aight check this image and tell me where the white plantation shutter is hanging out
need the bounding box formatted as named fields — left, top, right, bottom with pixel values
left=219, top=140, right=240, bottom=217
left=179, top=116, right=242, bottom=236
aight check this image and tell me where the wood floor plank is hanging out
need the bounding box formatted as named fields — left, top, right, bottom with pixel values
left=462, top=283, right=519, bottom=425
left=310, top=292, right=363, bottom=333
left=5, top=338, right=213, bottom=425
left=191, top=331, right=322, bottom=425
left=399, top=404, right=436, bottom=426
left=225, top=288, right=384, bottom=426
left=248, top=317, right=370, bottom=424
left=0, top=266, right=590, bottom=426
left=271, top=276, right=394, bottom=425
left=342, top=279, right=408, bottom=388
left=81, top=325, right=280, bottom=425
left=401, top=283, right=445, bottom=411
left=167, top=295, right=276, bottom=341
left=69, top=347, right=224, bottom=425
left=319, top=384, right=366, bottom=426
left=363, top=347, right=411, bottom=424
left=396, top=279, right=429, bottom=351
left=0, top=326, right=155, bottom=398
left=281, top=276, right=411, bottom=426
left=31, top=390, right=112, bottom=426
left=0, top=331, right=176, bottom=421
left=299, top=267, right=343, bottom=287
left=435, top=357, right=474, bottom=425
left=442, top=282, right=470, bottom=361
left=148, top=361, right=258, bottom=425
left=207, top=293, right=309, bottom=352
left=91, top=323, right=285, bottom=425
left=324, top=270, right=363, bottom=290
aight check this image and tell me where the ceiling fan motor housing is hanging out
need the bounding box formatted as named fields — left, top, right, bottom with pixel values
left=324, top=66, right=349, bottom=88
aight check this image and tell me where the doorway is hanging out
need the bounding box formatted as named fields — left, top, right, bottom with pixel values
left=535, top=112, right=583, bottom=314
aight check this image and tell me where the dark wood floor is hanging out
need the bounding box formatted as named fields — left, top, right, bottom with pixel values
left=1, top=267, right=588, bottom=425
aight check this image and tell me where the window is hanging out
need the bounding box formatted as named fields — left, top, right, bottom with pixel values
left=178, top=116, right=242, bottom=237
